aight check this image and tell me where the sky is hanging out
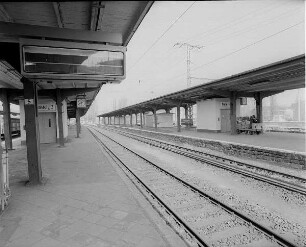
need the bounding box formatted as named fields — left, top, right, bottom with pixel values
left=93, top=0, right=305, bottom=115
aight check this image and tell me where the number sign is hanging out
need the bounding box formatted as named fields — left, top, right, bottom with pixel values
left=77, top=98, right=86, bottom=108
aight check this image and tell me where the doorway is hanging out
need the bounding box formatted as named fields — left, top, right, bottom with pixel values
left=38, top=112, right=57, bottom=143
left=220, top=109, right=231, bottom=132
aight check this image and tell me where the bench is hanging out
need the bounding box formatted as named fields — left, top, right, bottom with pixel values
left=237, top=123, right=263, bottom=135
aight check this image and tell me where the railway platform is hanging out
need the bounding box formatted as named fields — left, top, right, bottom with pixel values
left=0, top=126, right=186, bottom=247
left=130, top=126, right=306, bottom=153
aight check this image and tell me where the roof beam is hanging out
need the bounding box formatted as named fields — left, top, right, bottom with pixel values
left=0, top=22, right=122, bottom=44
left=248, top=76, right=305, bottom=92
left=52, top=2, right=64, bottom=28
left=90, top=1, right=98, bottom=31
left=164, top=98, right=195, bottom=105
left=123, top=1, right=154, bottom=46
left=0, top=4, right=14, bottom=23
left=260, top=90, right=284, bottom=98
left=206, top=89, right=231, bottom=98
left=90, top=1, right=105, bottom=31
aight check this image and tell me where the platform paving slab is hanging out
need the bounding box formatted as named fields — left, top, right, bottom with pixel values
left=0, top=127, right=187, bottom=247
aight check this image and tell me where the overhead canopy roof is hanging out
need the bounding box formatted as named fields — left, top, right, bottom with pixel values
left=98, top=54, right=305, bottom=117
left=0, top=1, right=154, bottom=117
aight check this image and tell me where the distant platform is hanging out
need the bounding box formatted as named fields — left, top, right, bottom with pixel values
left=126, top=125, right=306, bottom=153
left=102, top=124, right=305, bottom=170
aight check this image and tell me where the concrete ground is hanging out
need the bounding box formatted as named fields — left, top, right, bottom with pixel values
left=126, top=125, right=306, bottom=153
left=0, top=127, right=185, bottom=247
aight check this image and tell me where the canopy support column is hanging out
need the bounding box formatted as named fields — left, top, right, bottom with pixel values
left=177, top=105, right=181, bottom=132
left=130, top=113, right=133, bottom=126
left=153, top=108, right=157, bottom=130
left=21, top=78, right=42, bottom=184
left=230, top=91, right=237, bottom=135
left=76, top=108, right=80, bottom=138
left=184, top=105, right=188, bottom=120
left=255, top=92, right=263, bottom=123
left=140, top=112, right=143, bottom=128
left=56, top=89, right=65, bottom=147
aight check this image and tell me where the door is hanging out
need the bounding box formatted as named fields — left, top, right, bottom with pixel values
left=220, top=109, right=231, bottom=132
left=38, top=112, right=57, bottom=143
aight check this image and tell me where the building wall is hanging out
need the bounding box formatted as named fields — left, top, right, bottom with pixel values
left=145, top=113, right=173, bottom=128
left=157, top=113, right=174, bottom=127
left=19, top=98, right=68, bottom=145
left=145, top=114, right=154, bottom=127
left=196, top=98, right=241, bottom=131
left=114, top=116, right=119, bottom=124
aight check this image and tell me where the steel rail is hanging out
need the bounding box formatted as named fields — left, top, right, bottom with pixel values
left=102, top=126, right=306, bottom=195
left=88, top=127, right=209, bottom=247
left=90, top=126, right=297, bottom=247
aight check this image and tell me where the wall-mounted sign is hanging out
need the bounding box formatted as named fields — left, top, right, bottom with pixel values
left=25, top=99, right=34, bottom=105
left=38, top=103, right=56, bottom=112
left=77, top=98, right=86, bottom=108
left=240, top=97, right=247, bottom=105
left=220, top=102, right=230, bottom=109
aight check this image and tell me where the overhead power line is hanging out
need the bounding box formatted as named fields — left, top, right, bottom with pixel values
left=195, top=5, right=302, bottom=47
left=128, top=1, right=197, bottom=72
left=154, top=20, right=303, bottom=87
left=181, top=1, right=286, bottom=44
left=191, top=21, right=304, bottom=72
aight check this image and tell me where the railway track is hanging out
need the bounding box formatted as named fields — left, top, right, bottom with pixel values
left=100, top=125, right=306, bottom=196
left=88, top=126, right=298, bottom=247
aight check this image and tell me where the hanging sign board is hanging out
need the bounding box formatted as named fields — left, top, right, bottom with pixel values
left=20, top=39, right=126, bottom=83
left=38, top=103, right=56, bottom=112
left=77, top=98, right=86, bottom=108
left=220, top=102, right=230, bottom=109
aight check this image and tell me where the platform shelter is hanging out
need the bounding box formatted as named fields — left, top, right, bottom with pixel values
left=0, top=1, right=154, bottom=187
left=98, top=55, right=305, bottom=134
